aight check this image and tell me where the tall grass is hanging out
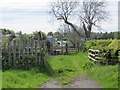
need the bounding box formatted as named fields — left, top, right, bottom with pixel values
left=88, top=65, right=118, bottom=88
left=2, top=68, right=50, bottom=88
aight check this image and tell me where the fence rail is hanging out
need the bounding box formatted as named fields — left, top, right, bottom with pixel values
left=88, top=49, right=102, bottom=62
left=51, top=45, right=78, bottom=55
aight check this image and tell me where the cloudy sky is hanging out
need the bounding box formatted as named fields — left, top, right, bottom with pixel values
left=0, top=0, right=119, bottom=34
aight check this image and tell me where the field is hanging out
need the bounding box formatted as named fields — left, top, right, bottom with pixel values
left=2, top=52, right=118, bottom=88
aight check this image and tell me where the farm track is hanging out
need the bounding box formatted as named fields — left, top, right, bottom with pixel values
left=41, top=76, right=102, bottom=89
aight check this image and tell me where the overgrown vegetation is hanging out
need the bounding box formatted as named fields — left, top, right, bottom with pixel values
left=2, top=69, right=50, bottom=88
left=48, top=52, right=88, bottom=85
left=2, top=52, right=118, bottom=88
left=1, top=29, right=119, bottom=88
left=88, top=65, right=118, bottom=88
left=84, top=39, right=120, bottom=65
left=2, top=30, right=47, bottom=70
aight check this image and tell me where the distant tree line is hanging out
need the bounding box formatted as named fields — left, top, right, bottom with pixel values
left=47, top=31, right=120, bottom=41
left=1, top=28, right=46, bottom=42
left=90, top=31, right=120, bottom=40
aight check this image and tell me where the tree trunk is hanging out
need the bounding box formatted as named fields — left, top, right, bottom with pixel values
left=64, top=20, right=81, bottom=38
left=82, top=22, right=92, bottom=39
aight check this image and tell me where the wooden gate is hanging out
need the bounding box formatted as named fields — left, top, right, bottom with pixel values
left=2, top=38, right=47, bottom=68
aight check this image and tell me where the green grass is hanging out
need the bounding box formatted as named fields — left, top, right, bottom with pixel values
left=2, top=52, right=118, bottom=88
left=48, top=52, right=118, bottom=88
left=88, top=65, right=118, bottom=88
left=48, top=52, right=88, bottom=85
left=0, top=70, right=2, bottom=89
left=2, top=68, right=50, bottom=88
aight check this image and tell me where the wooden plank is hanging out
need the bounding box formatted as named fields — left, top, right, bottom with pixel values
left=8, top=42, right=11, bottom=66
left=95, top=56, right=101, bottom=60
left=35, top=40, right=38, bottom=64
left=89, top=56, right=97, bottom=61
left=27, top=40, right=29, bottom=55
left=88, top=53, right=96, bottom=57
left=88, top=49, right=102, bottom=62
left=31, top=39, right=34, bottom=56
left=13, top=41, right=16, bottom=67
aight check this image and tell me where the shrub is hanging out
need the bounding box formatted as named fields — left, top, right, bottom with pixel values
left=17, top=55, right=36, bottom=70
left=85, top=39, right=112, bottom=50
left=108, top=39, right=120, bottom=55
left=2, top=54, right=37, bottom=70
left=85, top=39, right=120, bottom=65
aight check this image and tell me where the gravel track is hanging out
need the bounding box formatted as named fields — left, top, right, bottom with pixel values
left=41, top=76, right=102, bottom=88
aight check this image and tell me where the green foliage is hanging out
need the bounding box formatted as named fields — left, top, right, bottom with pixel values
left=1, top=28, right=15, bottom=35
left=108, top=39, right=120, bottom=54
left=47, top=31, right=54, bottom=36
left=17, top=55, right=36, bottom=70
left=85, top=39, right=120, bottom=65
left=2, top=54, right=37, bottom=70
left=85, top=39, right=112, bottom=50
left=114, top=32, right=120, bottom=39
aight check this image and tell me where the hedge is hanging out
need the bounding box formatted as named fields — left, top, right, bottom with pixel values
left=84, top=39, right=120, bottom=65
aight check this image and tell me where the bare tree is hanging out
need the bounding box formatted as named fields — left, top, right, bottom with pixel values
left=50, top=0, right=81, bottom=38
left=58, top=24, right=84, bottom=51
left=79, top=0, right=109, bottom=39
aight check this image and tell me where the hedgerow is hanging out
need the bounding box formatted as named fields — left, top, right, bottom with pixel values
left=84, top=39, right=120, bottom=65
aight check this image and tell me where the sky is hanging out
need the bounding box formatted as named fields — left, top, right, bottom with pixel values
left=0, top=0, right=119, bottom=34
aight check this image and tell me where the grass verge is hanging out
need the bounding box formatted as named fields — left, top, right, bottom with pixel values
left=2, top=68, right=50, bottom=88
left=48, top=52, right=118, bottom=88
left=2, top=52, right=118, bottom=88
left=88, top=65, right=118, bottom=88
left=48, top=52, right=88, bottom=85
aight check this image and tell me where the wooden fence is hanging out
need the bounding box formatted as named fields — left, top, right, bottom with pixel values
left=2, top=38, right=47, bottom=68
left=88, top=49, right=101, bottom=62
left=51, top=45, right=78, bottom=55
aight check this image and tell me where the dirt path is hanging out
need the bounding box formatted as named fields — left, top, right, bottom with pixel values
left=41, top=79, right=62, bottom=88
left=41, top=76, right=102, bottom=88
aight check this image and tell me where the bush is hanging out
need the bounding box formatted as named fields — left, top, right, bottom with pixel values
left=85, top=39, right=120, bottom=65
left=17, top=55, right=36, bottom=70
left=108, top=39, right=120, bottom=54
left=85, top=39, right=112, bottom=50
left=100, top=49, right=118, bottom=65
left=2, top=54, right=37, bottom=70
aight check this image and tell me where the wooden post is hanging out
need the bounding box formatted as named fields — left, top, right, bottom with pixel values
left=22, top=40, right=25, bottom=61
left=31, top=39, right=33, bottom=56
left=13, top=41, right=16, bottom=67
left=8, top=42, right=11, bottom=66
left=38, top=40, right=42, bottom=65
left=35, top=40, right=38, bottom=64
left=27, top=40, right=29, bottom=55
left=65, top=43, right=68, bottom=53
